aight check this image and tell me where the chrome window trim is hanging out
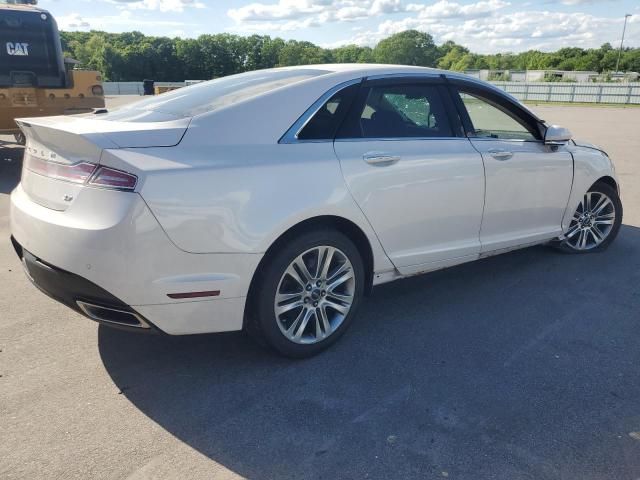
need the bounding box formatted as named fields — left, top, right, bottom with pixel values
left=334, top=136, right=467, bottom=143
left=467, top=137, right=542, bottom=144
left=279, top=78, right=362, bottom=144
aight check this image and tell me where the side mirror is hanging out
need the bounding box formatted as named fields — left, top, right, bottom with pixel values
left=544, top=125, right=572, bottom=145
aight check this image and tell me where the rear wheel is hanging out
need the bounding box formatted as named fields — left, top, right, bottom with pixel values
left=248, top=229, right=365, bottom=358
left=556, top=182, right=622, bottom=253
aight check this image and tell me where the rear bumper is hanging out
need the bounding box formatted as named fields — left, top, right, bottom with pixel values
left=10, top=183, right=263, bottom=334
left=12, top=236, right=158, bottom=332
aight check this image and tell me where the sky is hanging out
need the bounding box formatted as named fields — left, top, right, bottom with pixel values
left=43, top=0, right=640, bottom=54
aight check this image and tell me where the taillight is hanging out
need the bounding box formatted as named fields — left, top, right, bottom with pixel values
left=88, top=166, right=137, bottom=190
left=25, top=155, right=96, bottom=184
left=91, top=85, right=104, bottom=96
left=25, top=155, right=137, bottom=191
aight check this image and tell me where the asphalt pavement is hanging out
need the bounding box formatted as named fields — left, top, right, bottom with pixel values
left=1, top=103, right=639, bottom=479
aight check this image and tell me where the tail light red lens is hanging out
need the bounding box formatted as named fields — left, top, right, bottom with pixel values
left=25, top=155, right=97, bottom=184
left=88, top=166, right=137, bottom=190
left=25, top=154, right=137, bottom=191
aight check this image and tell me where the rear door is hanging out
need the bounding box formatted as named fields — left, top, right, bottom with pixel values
left=449, top=82, right=573, bottom=253
left=333, top=76, right=485, bottom=273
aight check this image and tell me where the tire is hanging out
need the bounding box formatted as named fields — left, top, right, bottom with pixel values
left=555, top=182, right=622, bottom=253
left=248, top=229, right=365, bottom=358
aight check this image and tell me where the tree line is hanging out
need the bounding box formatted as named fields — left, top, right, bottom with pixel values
left=59, top=29, right=640, bottom=82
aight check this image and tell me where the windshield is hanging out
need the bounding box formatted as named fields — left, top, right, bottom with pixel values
left=105, top=68, right=330, bottom=120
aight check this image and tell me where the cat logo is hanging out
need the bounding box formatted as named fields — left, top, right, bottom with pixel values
left=6, top=42, right=29, bottom=56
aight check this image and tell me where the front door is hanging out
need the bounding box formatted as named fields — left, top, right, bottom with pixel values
left=452, top=87, right=573, bottom=253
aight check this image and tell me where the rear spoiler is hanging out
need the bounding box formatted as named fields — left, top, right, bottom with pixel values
left=16, top=113, right=190, bottom=149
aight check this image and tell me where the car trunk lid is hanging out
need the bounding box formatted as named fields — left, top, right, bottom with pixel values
left=16, top=114, right=189, bottom=211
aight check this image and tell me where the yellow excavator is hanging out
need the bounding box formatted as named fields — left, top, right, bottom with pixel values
left=0, top=0, right=105, bottom=144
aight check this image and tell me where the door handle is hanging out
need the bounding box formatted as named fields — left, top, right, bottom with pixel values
left=363, top=152, right=400, bottom=166
left=488, top=149, right=513, bottom=161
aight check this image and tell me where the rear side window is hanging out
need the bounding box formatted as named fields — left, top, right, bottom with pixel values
left=297, top=83, right=358, bottom=140
left=338, top=84, right=453, bottom=139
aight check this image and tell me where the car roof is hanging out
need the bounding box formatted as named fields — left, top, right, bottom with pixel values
left=268, top=63, right=450, bottom=77
left=260, top=64, right=525, bottom=103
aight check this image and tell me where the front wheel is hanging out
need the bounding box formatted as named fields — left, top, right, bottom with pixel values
left=556, top=182, right=622, bottom=253
left=248, top=229, right=365, bottom=358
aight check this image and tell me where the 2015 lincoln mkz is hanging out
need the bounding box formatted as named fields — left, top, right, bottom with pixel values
left=10, top=64, right=623, bottom=357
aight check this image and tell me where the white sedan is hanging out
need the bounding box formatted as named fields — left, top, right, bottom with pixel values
left=10, top=64, right=622, bottom=357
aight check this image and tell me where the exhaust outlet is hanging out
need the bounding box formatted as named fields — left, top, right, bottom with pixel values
left=76, top=301, right=150, bottom=329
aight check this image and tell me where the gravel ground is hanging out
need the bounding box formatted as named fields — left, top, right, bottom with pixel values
left=1, top=103, right=639, bottom=480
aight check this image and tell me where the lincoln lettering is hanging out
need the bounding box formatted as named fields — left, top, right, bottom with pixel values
left=6, top=42, right=29, bottom=56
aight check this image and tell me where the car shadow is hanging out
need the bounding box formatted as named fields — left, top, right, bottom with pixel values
left=98, top=225, right=640, bottom=479
left=0, top=144, right=23, bottom=195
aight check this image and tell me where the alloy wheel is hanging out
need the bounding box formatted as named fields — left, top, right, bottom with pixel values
left=565, top=191, right=616, bottom=251
left=274, top=246, right=356, bottom=344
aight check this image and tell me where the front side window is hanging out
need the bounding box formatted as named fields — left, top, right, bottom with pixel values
left=340, top=84, right=453, bottom=139
left=459, top=92, right=537, bottom=141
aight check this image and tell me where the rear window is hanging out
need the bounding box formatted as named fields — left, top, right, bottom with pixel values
left=108, top=68, right=330, bottom=120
